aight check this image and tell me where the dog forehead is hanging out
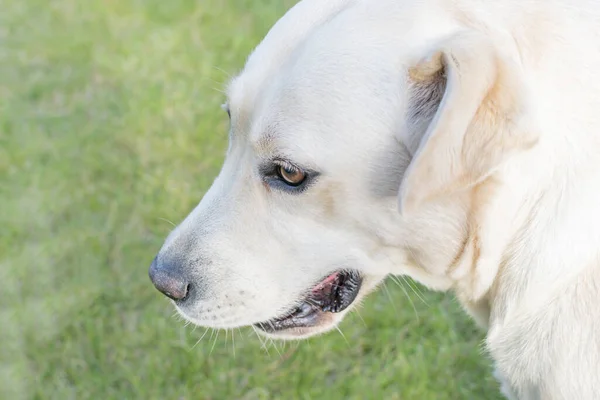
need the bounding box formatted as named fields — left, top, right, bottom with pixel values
left=240, top=75, right=382, bottom=161
left=226, top=0, right=456, bottom=103
left=225, top=0, right=460, bottom=156
left=231, top=40, right=405, bottom=152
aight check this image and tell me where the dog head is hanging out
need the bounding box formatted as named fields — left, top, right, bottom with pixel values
left=149, top=0, right=536, bottom=339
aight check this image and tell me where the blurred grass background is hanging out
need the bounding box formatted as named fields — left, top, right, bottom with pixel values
left=0, top=0, right=502, bottom=398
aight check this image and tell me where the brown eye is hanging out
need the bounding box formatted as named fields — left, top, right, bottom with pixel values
left=277, top=164, right=306, bottom=186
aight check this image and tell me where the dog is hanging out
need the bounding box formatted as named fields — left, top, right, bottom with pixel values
left=148, top=0, right=600, bottom=398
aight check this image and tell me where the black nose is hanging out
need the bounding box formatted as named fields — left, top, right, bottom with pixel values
left=149, top=256, right=190, bottom=301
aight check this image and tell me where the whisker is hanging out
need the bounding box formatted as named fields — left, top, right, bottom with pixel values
left=251, top=326, right=271, bottom=356
left=213, top=65, right=233, bottom=79
left=400, top=247, right=430, bottom=304
left=209, top=330, right=220, bottom=356
left=401, top=276, right=430, bottom=306
left=191, top=328, right=212, bottom=350
left=353, top=306, right=368, bottom=328
left=389, top=276, right=420, bottom=322
left=335, top=326, right=350, bottom=347
left=158, top=217, right=177, bottom=228
left=268, top=320, right=278, bottom=337
left=231, top=329, right=236, bottom=358
left=304, top=298, right=320, bottom=308
left=270, top=339, right=283, bottom=359
left=382, top=281, right=399, bottom=316
left=236, top=327, right=245, bottom=342
left=378, top=248, right=425, bottom=320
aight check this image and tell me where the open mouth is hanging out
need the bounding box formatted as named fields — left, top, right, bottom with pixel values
left=255, top=270, right=362, bottom=333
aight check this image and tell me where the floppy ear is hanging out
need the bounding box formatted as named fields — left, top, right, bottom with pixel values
left=398, top=32, right=538, bottom=215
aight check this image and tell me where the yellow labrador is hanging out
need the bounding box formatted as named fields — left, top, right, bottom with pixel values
left=149, top=0, right=600, bottom=398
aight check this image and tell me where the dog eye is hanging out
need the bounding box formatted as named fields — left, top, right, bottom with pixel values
left=276, top=164, right=306, bottom=186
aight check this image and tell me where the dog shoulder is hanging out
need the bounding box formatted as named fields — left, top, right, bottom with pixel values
left=487, top=264, right=600, bottom=399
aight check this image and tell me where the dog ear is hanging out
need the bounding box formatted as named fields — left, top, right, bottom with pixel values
left=398, top=32, right=538, bottom=215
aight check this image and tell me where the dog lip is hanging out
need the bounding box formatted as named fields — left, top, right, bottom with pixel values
left=255, top=303, right=321, bottom=332
left=255, top=270, right=362, bottom=333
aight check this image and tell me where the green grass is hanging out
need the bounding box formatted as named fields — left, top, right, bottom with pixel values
left=0, top=1, right=502, bottom=398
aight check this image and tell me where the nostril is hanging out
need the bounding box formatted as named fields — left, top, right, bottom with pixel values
left=178, top=283, right=191, bottom=301
left=163, top=283, right=190, bottom=302
left=148, top=256, right=191, bottom=302
left=183, top=283, right=191, bottom=298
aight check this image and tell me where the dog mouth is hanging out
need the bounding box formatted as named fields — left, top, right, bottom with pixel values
left=255, top=270, right=362, bottom=333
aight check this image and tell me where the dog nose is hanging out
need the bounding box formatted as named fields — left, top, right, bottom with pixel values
left=149, top=257, right=190, bottom=301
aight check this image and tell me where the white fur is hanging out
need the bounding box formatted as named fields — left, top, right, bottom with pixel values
left=155, top=0, right=600, bottom=398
